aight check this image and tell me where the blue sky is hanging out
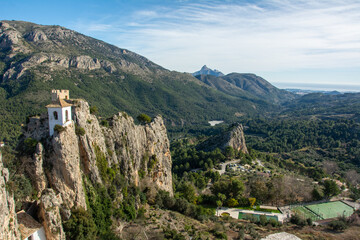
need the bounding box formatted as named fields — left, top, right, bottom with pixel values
left=1, top=0, right=360, bottom=90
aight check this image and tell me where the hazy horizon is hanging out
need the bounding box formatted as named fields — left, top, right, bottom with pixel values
left=273, top=82, right=360, bottom=92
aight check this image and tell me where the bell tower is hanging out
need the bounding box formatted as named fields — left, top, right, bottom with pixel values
left=46, top=90, right=72, bottom=136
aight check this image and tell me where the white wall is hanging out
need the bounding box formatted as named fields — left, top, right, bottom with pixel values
left=25, top=227, right=46, bottom=240
left=48, top=106, right=72, bottom=136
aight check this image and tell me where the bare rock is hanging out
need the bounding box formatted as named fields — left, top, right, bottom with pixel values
left=226, top=123, right=248, bottom=153
left=30, top=143, right=47, bottom=197
left=0, top=22, right=30, bottom=56
left=69, top=55, right=101, bottom=70
left=73, top=100, right=105, bottom=183
left=0, top=151, right=20, bottom=240
left=73, top=99, right=173, bottom=194
left=100, top=60, right=117, bottom=73
left=104, top=112, right=173, bottom=194
left=39, top=189, right=65, bottom=240
left=197, top=123, right=248, bottom=154
left=25, top=29, right=48, bottom=42
left=48, top=122, right=87, bottom=210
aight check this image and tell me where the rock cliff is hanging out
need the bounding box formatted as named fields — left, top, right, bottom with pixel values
left=20, top=98, right=173, bottom=239
left=0, top=151, right=20, bottom=240
left=197, top=123, right=248, bottom=154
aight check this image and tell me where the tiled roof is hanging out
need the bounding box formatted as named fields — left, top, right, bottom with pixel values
left=17, top=210, right=43, bottom=239
left=46, top=99, right=72, bottom=108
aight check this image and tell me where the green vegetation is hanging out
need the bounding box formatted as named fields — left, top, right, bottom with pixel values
left=137, top=113, right=152, bottom=124
left=94, top=145, right=114, bottom=184
left=23, top=137, right=38, bottom=154
left=54, top=124, right=65, bottom=133
left=75, top=124, right=86, bottom=136
left=89, top=106, right=98, bottom=115
left=100, top=119, right=109, bottom=127
left=154, top=190, right=215, bottom=221
left=63, top=207, right=97, bottom=240
left=244, top=118, right=360, bottom=168
left=323, top=179, right=340, bottom=198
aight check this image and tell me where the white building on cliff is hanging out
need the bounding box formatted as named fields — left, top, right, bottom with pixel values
left=46, top=90, right=72, bottom=136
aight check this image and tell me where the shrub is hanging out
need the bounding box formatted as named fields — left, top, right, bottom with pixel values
left=259, top=215, right=268, bottom=226
left=63, top=207, right=97, bottom=240
left=101, top=120, right=109, bottom=127
left=23, top=138, right=38, bottom=154
left=163, top=226, right=186, bottom=240
left=306, top=218, right=313, bottom=226
left=89, top=106, right=98, bottom=115
left=329, top=220, right=348, bottom=231
left=245, top=214, right=258, bottom=223
left=75, top=124, right=85, bottom=136
left=290, top=213, right=306, bottom=227
left=137, top=113, right=152, bottom=124
left=148, top=155, right=158, bottom=173
left=212, top=231, right=228, bottom=240
left=138, top=170, right=146, bottom=179
left=248, top=197, right=256, bottom=208
left=227, top=198, right=238, bottom=207
left=54, top=124, right=65, bottom=133
left=269, top=218, right=279, bottom=227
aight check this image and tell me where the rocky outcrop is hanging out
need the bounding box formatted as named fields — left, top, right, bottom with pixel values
left=39, top=189, right=65, bottom=240
left=48, top=122, right=87, bottom=210
left=25, top=29, right=48, bottom=42
left=0, top=151, right=20, bottom=240
left=102, top=112, right=173, bottom=193
left=226, top=124, right=248, bottom=153
left=23, top=99, right=173, bottom=196
left=73, top=100, right=173, bottom=194
left=73, top=100, right=106, bottom=183
left=20, top=98, right=173, bottom=237
left=23, top=143, right=47, bottom=198
left=197, top=123, right=248, bottom=154
left=2, top=53, right=118, bottom=80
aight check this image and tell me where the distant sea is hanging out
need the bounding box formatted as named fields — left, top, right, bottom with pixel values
left=273, top=82, right=360, bottom=93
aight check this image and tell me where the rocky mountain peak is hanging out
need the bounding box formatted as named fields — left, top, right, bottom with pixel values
left=193, top=65, right=224, bottom=77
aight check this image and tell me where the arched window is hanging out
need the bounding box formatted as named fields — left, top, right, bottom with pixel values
left=65, top=110, right=69, bottom=122
left=53, top=111, right=58, bottom=120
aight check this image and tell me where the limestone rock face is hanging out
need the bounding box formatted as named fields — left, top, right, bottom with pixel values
left=39, top=189, right=65, bottom=240
left=23, top=143, right=47, bottom=198
left=25, top=29, right=48, bottom=42
left=73, top=100, right=105, bottom=184
left=48, top=122, right=87, bottom=210
left=19, top=98, right=173, bottom=238
left=103, top=112, right=173, bottom=194
left=197, top=123, right=248, bottom=154
left=226, top=124, right=248, bottom=154
left=0, top=151, right=20, bottom=240
left=73, top=100, right=173, bottom=194
left=69, top=55, right=101, bottom=70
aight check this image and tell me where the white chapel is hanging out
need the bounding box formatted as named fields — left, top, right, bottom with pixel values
left=46, top=89, right=72, bottom=136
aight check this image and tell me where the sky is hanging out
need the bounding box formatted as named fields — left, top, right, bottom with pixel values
left=1, top=0, right=360, bottom=91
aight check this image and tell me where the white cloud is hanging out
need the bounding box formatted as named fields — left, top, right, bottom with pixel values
left=70, top=0, right=360, bottom=84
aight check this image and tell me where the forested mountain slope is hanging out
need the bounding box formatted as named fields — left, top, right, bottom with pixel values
left=0, top=20, right=283, bottom=145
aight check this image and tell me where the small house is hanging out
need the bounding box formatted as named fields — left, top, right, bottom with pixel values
left=17, top=210, right=46, bottom=240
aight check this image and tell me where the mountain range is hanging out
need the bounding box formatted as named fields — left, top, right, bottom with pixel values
left=0, top=20, right=294, bottom=144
